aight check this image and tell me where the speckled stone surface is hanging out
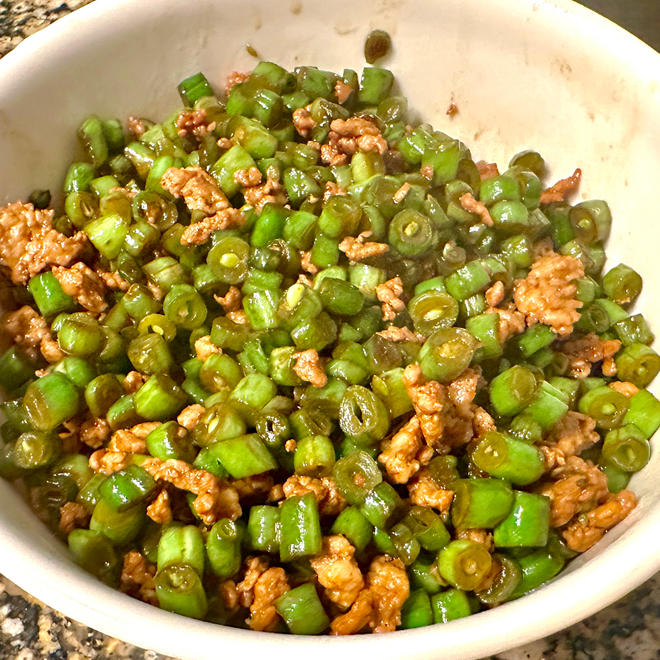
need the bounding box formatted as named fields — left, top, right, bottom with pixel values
left=0, top=1, right=658, bottom=659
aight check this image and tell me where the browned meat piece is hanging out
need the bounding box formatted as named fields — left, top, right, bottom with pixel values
left=339, top=231, right=389, bottom=263
left=247, top=567, right=289, bottom=631
left=459, top=192, right=493, bottom=226
left=293, top=349, right=327, bottom=388
left=176, top=108, right=216, bottom=138
left=225, top=71, right=249, bottom=95
left=366, top=555, right=410, bottom=633
left=52, top=262, right=108, bottom=314
left=540, top=168, right=582, bottom=204
left=402, top=364, right=446, bottom=447
left=0, top=201, right=86, bottom=284
left=562, top=490, right=636, bottom=552
left=408, top=468, right=454, bottom=513
left=540, top=411, right=600, bottom=471
left=292, top=107, right=316, bottom=138
left=79, top=417, right=111, bottom=449
left=476, top=161, right=500, bottom=180
left=539, top=456, right=609, bottom=527
left=310, top=535, right=364, bottom=610
left=146, top=489, right=173, bottom=524
left=233, top=166, right=262, bottom=188
left=376, top=276, right=405, bottom=322
left=58, top=501, right=89, bottom=534
left=120, top=550, right=157, bottom=605
left=513, top=251, right=584, bottom=336
left=141, top=457, right=241, bottom=524
left=214, top=285, right=242, bottom=313
left=281, top=475, right=346, bottom=515
left=559, top=333, right=621, bottom=379
left=378, top=416, right=424, bottom=484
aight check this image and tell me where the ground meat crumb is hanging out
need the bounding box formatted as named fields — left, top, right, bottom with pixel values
left=485, top=281, right=505, bottom=308
left=402, top=364, right=446, bottom=447
left=541, top=411, right=600, bottom=471
left=323, top=181, right=347, bottom=202
left=378, top=416, right=424, bottom=484
left=282, top=475, right=346, bottom=515
left=225, top=71, right=249, bottom=96
left=376, top=276, right=405, bottom=321
left=176, top=108, right=215, bottom=138
left=58, top=501, right=89, bottom=535
left=231, top=474, right=274, bottom=500
left=293, top=349, right=327, bottom=388
left=236, top=556, right=269, bottom=608
left=40, top=336, right=65, bottom=364
left=540, top=168, right=582, bottom=204
left=233, top=166, right=263, bottom=188
left=52, top=262, right=108, bottom=314
left=339, top=231, right=389, bottom=263
left=120, top=550, right=157, bottom=606
left=300, top=250, right=319, bottom=275
left=476, top=161, right=500, bottom=180
left=513, top=251, right=584, bottom=336
left=330, top=117, right=388, bottom=154
left=292, top=107, right=316, bottom=138
left=446, top=102, right=459, bottom=117
left=177, top=404, right=205, bottom=430
left=160, top=167, right=229, bottom=212
left=194, top=334, right=222, bottom=361
left=408, top=468, right=454, bottom=512
left=335, top=79, right=353, bottom=104
left=126, top=115, right=147, bottom=137
left=267, top=483, right=285, bottom=502
left=540, top=456, right=609, bottom=527
left=460, top=192, right=493, bottom=226
left=284, top=439, right=297, bottom=453
left=98, top=269, right=130, bottom=291
left=420, top=164, right=434, bottom=180
left=242, top=174, right=288, bottom=213
left=609, top=381, right=639, bottom=398
left=79, top=417, right=111, bottom=449
left=330, top=588, right=374, bottom=635
left=108, top=422, right=159, bottom=453
left=447, top=368, right=482, bottom=417
left=562, top=489, right=636, bottom=552
left=559, top=333, right=622, bottom=379
left=330, top=555, right=408, bottom=635
left=2, top=305, right=51, bottom=361
left=146, top=489, right=173, bottom=524
left=310, top=535, right=364, bottom=611
left=123, top=370, right=147, bottom=394
left=366, top=555, right=409, bottom=633
left=472, top=406, right=496, bottom=437
left=88, top=449, right=130, bottom=475
left=141, top=457, right=241, bottom=524
left=181, top=207, right=246, bottom=246
left=214, top=285, right=242, bottom=313
left=0, top=202, right=87, bottom=285
left=393, top=182, right=411, bottom=204
left=487, top=304, right=526, bottom=342
left=227, top=309, right=249, bottom=325
left=247, top=567, right=289, bottom=631
left=376, top=325, right=424, bottom=343
left=219, top=580, right=240, bottom=612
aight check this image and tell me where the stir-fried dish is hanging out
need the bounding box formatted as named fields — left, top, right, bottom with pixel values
left=0, top=60, right=657, bottom=634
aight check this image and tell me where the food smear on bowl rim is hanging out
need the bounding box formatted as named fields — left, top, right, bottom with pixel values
left=0, top=59, right=656, bottom=635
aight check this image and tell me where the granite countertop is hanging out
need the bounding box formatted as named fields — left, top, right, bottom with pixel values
left=0, top=1, right=658, bottom=659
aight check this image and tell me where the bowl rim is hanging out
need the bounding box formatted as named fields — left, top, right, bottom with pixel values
left=0, top=0, right=659, bottom=658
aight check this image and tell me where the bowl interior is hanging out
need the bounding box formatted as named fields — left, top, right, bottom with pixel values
left=0, top=0, right=659, bottom=658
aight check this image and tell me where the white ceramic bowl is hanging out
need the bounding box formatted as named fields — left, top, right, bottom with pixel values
left=0, top=0, right=659, bottom=658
